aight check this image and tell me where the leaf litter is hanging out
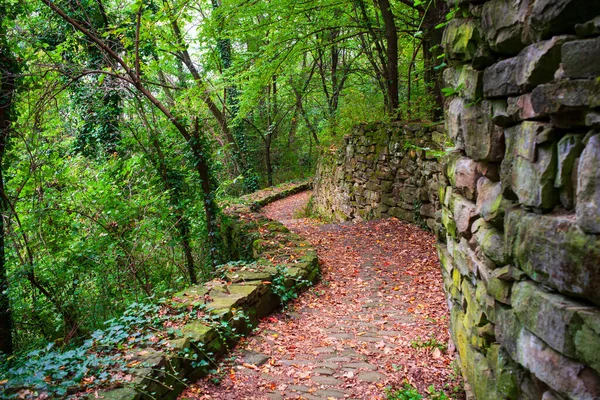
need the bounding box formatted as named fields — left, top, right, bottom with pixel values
left=180, top=191, right=464, bottom=400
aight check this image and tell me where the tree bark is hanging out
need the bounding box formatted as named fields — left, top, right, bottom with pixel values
left=0, top=36, right=17, bottom=355
left=377, top=0, right=399, bottom=114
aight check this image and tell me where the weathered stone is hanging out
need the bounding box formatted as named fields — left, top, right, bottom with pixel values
left=510, top=327, right=600, bottom=399
left=476, top=162, right=500, bottom=181
left=576, top=16, right=600, bottom=38
left=507, top=94, right=543, bottom=123
left=445, top=98, right=466, bottom=150
left=493, top=266, right=526, bottom=282
left=542, top=390, right=567, bottom=400
left=452, top=193, right=478, bottom=238
left=555, top=134, right=585, bottom=209
left=482, top=56, right=520, bottom=98
left=476, top=177, right=504, bottom=226
left=487, top=274, right=512, bottom=305
left=512, top=281, right=600, bottom=365
left=505, top=209, right=600, bottom=306
left=506, top=123, right=557, bottom=209
left=461, top=101, right=505, bottom=162
left=562, top=38, right=600, bottom=79
left=487, top=344, right=523, bottom=399
left=576, top=134, right=600, bottom=233
left=481, top=0, right=530, bottom=54
left=443, top=66, right=483, bottom=102
left=483, top=36, right=567, bottom=98
left=442, top=19, right=482, bottom=64
left=524, top=0, right=600, bottom=42
left=447, top=154, right=480, bottom=201
left=442, top=207, right=457, bottom=238
left=576, top=310, right=600, bottom=374
left=531, top=80, right=600, bottom=115
left=472, top=44, right=496, bottom=70
left=472, top=218, right=508, bottom=266
left=240, top=350, right=270, bottom=366
left=586, top=113, right=600, bottom=130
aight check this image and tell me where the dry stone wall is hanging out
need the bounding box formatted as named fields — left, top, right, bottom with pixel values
left=439, top=1, right=600, bottom=399
left=312, top=122, right=448, bottom=232
left=100, top=182, right=318, bottom=400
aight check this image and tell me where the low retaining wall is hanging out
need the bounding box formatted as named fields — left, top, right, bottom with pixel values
left=101, top=182, right=317, bottom=399
left=312, top=122, right=448, bottom=233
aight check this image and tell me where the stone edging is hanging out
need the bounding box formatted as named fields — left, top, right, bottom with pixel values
left=100, top=181, right=317, bottom=400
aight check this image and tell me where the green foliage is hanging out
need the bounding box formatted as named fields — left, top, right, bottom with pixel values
left=271, top=265, right=313, bottom=308
left=386, top=383, right=451, bottom=400
left=0, top=298, right=251, bottom=397
left=441, top=83, right=464, bottom=97
left=410, top=335, right=448, bottom=351
left=386, top=383, right=423, bottom=400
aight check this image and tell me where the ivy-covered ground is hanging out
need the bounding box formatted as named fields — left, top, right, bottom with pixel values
left=180, top=191, right=464, bottom=399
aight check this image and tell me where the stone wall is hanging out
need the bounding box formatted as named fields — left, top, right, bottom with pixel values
left=101, top=182, right=318, bottom=400
left=312, top=122, right=448, bottom=231
left=439, top=1, right=600, bottom=399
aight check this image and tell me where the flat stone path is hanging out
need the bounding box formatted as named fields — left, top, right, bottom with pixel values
left=180, top=191, right=460, bottom=399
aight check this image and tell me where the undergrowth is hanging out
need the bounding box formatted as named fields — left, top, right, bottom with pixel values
left=0, top=298, right=251, bottom=398
left=410, top=335, right=448, bottom=351
left=386, top=383, right=451, bottom=400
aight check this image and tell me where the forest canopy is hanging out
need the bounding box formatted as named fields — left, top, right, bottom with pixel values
left=0, top=0, right=445, bottom=360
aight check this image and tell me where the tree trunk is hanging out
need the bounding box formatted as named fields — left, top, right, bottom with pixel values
left=422, top=1, right=447, bottom=120
left=0, top=38, right=17, bottom=355
left=377, top=0, right=399, bottom=114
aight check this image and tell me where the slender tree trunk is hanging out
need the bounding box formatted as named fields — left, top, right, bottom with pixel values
left=0, top=39, right=17, bottom=355
left=377, top=0, right=399, bottom=114
left=265, top=134, right=273, bottom=187
left=422, top=1, right=447, bottom=120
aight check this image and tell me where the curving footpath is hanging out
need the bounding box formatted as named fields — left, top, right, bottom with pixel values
left=180, top=191, right=461, bottom=400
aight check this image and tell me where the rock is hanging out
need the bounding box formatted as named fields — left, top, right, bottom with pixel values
left=512, top=281, right=597, bottom=358
left=472, top=218, right=508, bottom=266
left=531, top=80, right=600, bottom=115
left=507, top=94, right=544, bottom=123
left=356, top=371, right=385, bottom=382
left=576, top=16, right=600, bottom=38
left=420, top=203, right=435, bottom=218
left=509, top=327, right=600, bottom=399
left=576, top=310, right=600, bottom=374
left=576, top=135, right=600, bottom=233
left=502, top=122, right=557, bottom=209
left=447, top=154, right=481, bottom=201
left=493, top=266, right=527, bottom=282
left=505, top=209, right=600, bottom=306
left=445, top=97, right=466, bottom=150
left=442, top=206, right=457, bottom=238
left=476, top=177, right=505, bottom=226
left=482, top=56, right=520, bottom=98
left=556, top=134, right=585, bottom=209
left=472, top=44, right=497, bottom=70
left=240, top=350, right=270, bottom=366
left=542, top=391, right=568, bottom=400
left=476, top=162, right=500, bottom=181
left=481, top=0, right=530, bottom=55
left=524, top=0, right=600, bottom=42
left=587, top=113, right=600, bottom=130
left=461, top=101, right=505, bottom=162
left=452, top=193, right=478, bottom=238
left=562, top=38, right=600, bottom=79
left=483, top=36, right=567, bottom=98
left=442, top=19, right=482, bottom=64
left=443, top=66, right=483, bottom=102
left=486, top=270, right=513, bottom=304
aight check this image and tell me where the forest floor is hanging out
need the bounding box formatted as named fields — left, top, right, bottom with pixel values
left=179, top=191, right=463, bottom=400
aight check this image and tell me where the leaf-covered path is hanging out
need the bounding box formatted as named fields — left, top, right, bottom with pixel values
left=180, top=191, right=461, bottom=399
